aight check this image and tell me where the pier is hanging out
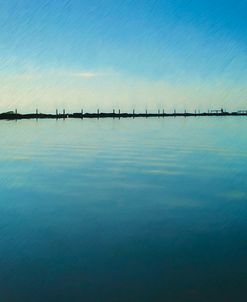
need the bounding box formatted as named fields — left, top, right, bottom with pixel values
left=0, top=109, right=247, bottom=120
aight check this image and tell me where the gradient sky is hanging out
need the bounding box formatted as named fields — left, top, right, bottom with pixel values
left=0, top=0, right=247, bottom=112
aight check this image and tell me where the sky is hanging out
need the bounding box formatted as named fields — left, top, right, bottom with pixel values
left=0, top=0, right=247, bottom=112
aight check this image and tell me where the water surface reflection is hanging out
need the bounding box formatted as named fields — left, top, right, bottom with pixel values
left=0, top=118, right=246, bottom=302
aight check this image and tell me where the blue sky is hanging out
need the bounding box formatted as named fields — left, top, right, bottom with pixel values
left=0, top=0, right=247, bottom=112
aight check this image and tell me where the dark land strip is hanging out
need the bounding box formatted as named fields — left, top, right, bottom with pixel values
left=1, top=110, right=247, bottom=120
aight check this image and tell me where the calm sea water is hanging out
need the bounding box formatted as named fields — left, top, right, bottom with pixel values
left=0, top=117, right=246, bottom=302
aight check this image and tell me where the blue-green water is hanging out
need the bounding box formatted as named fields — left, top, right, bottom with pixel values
left=0, top=117, right=246, bottom=302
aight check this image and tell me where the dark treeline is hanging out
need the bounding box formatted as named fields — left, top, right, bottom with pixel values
left=0, top=109, right=247, bottom=120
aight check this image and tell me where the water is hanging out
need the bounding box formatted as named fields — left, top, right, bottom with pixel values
left=0, top=117, right=246, bottom=302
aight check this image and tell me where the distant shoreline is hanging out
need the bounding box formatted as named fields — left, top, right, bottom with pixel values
left=0, top=111, right=247, bottom=120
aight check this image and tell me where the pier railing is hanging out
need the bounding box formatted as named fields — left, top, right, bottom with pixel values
left=0, top=109, right=246, bottom=120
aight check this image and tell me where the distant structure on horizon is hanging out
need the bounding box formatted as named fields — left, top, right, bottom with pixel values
left=0, top=108, right=247, bottom=120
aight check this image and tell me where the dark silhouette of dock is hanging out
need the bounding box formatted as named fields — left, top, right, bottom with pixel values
left=0, top=109, right=247, bottom=120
